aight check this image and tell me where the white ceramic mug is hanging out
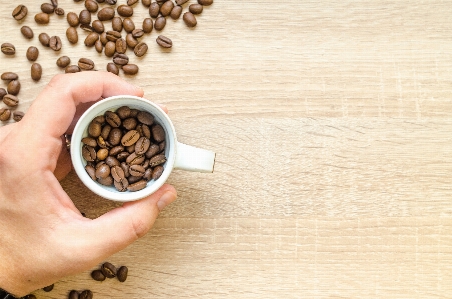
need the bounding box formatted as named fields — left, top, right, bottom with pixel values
left=70, top=95, right=215, bottom=202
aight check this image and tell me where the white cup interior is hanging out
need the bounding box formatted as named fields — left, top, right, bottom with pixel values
left=70, top=95, right=177, bottom=202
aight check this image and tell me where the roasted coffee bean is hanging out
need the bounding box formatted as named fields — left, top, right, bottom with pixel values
left=68, top=290, right=80, bottom=299
left=85, top=0, right=99, bottom=13
left=101, top=262, right=117, bottom=278
left=105, top=0, right=117, bottom=4
left=126, top=33, right=138, bottom=48
left=132, top=28, right=144, bottom=39
left=95, top=39, right=103, bottom=53
left=93, top=115, right=105, bottom=124
left=39, top=33, right=50, bottom=47
left=109, top=145, right=124, bottom=156
left=156, top=0, right=168, bottom=5
left=21, top=26, right=34, bottom=39
left=156, top=35, right=172, bottom=48
left=175, top=0, right=189, bottom=4
left=127, top=0, right=138, bottom=5
left=129, top=164, right=145, bottom=177
left=55, top=7, right=65, bottom=15
left=105, top=111, right=121, bottom=127
left=134, top=42, right=148, bottom=57
left=82, top=137, right=98, bottom=147
left=116, top=38, right=127, bottom=54
left=112, top=17, right=123, bottom=32
left=136, top=124, right=151, bottom=139
left=123, top=17, right=135, bottom=33
left=117, top=106, right=131, bottom=119
left=143, top=168, right=152, bottom=180
left=121, top=129, right=140, bottom=146
left=98, top=175, right=113, bottom=186
left=98, top=7, right=115, bottom=21
left=123, top=64, right=139, bottom=75
left=117, top=4, right=133, bottom=17
left=111, top=165, right=125, bottom=181
left=137, top=111, right=154, bottom=125
left=120, top=162, right=130, bottom=176
left=106, top=30, right=122, bottom=42
left=149, top=2, right=160, bottom=18
left=67, top=12, right=79, bottom=26
left=170, top=5, right=182, bottom=19
left=183, top=12, right=197, bottom=27
left=66, top=26, right=78, bottom=43
left=158, top=140, right=166, bottom=152
left=150, top=154, right=166, bottom=167
left=65, top=65, right=81, bottom=73
left=105, top=156, right=120, bottom=167
left=35, top=12, right=50, bottom=24
left=154, top=16, right=166, bottom=31
left=145, top=143, right=160, bottom=158
left=0, top=88, right=6, bottom=100
left=79, top=9, right=91, bottom=25
left=49, top=36, right=62, bottom=51
left=114, top=177, right=129, bottom=191
left=95, top=162, right=110, bottom=178
left=3, top=94, right=18, bottom=107
left=160, top=0, right=174, bottom=16
left=88, top=120, right=102, bottom=137
left=117, top=151, right=130, bottom=161
left=1, top=72, right=18, bottom=81
left=52, top=1, right=59, bottom=9
left=135, top=137, right=151, bottom=154
left=106, top=62, right=119, bottom=75
left=85, top=32, right=99, bottom=46
left=7, top=80, right=20, bottom=95
left=32, top=63, right=43, bottom=81
left=78, top=58, right=95, bottom=70
left=117, top=266, right=128, bottom=282
left=198, top=0, right=213, bottom=5
left=126, top=152, right=145, bottom=165
left=0, top=108, right=11, bottom=121
left=56, top=56, right=71, bottom=68
left=128, top=175, right=142, bottom=184
left=152, top=124, right=165, bottom=142
left=142, top=18, right=153, bottom=33
left=113, top=53, right=129, bottom=65
left=42, top=284, right=54, bottom=292
left=98, top=149, right=109, bottom=161
left=189, top=4, right=203, bottom=14
left=100, top=32, right=108, bottom=45
left=127, top=180, right=147, bottom=191
left=41, top=3, right=55, bottom=14
left=108, top=127, right=123, bottom=145
left=101, top=124, right=111, bottom=139
left=1, top=43, right=15, bottom=55
left=122, top=117, right=137, bottom=130
left=104, top=41, right=116, bottom=57
left=12, top=5, right=28, bottom=20
left=79, top=290, right=93, bottom=299
left=80, top=24, right=94, bottom=33
left=152, top=165, right=164, bottom=180
left=91, top=269, right=106, bottom=281
left=142, top=0, right=152, bottom=7
left=82, top=145, right=97, bottom=161
left=13, top=111, right=24, bottom=122
left=92, top=20, right=105, bottom=33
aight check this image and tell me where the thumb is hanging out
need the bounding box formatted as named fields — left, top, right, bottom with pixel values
left=81, top=184, right=177, bottom=259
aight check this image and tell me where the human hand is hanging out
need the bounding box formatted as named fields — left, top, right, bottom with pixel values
left=0, top=72, right=177, bottom=297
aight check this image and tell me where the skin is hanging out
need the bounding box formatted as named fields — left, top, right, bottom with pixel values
left=0, top=72, right=177, bottom=297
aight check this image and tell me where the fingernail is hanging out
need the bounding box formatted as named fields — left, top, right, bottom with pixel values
left=157, top=191, right=177, bottom=211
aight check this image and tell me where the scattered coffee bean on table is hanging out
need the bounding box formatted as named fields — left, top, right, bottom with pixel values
left=20, top=26, right=34, bottom=39
left=0, top=108, right=11, bottom=121
left=1, top=72, right=18, bottom=81
left=1, top=43, right=15, bottom=55
left=12, top=5, right=28, bottom=20
left=31, top=63, right=43, bottom=81
left=106, top=62, right=119, bottom=75
left=156, top=35, right=172, bottom=48
left=154, top=16, right=166, bottom=31
left=170, top=5, right=183, bottom=19
left=13, top=111, right=25, bottom=122
left=55, top=7, right=65, bottom=16
left=79, top=290, right=93, bottom=299
left=68, top=290, right=79, bottom=299
left=7, top=80, right=20, bottom=95
left=0, top=88, right=6, bottom=99
left=43, top=284, right=54, bottom=292
left=101, top=262, right=117, bottom=278
left=35, top=12, right=50, bottom=24
left=65, top=65, right=81, bottom=73
left=91, top=269, right=106, bottom=281
left=49, top=36, right=62, bottom=51
left=183, top=12, right=197, bottom=27
left=67, top=12, right=80, bottom=27
left=3, top=94, right=19, bottom=107
left=198, top=0, right=213, bottom=5
left=189, top=4, right=203, bottom=14
left=41, top=3, right=55, bottom=14
left=57, top=56, right=71, bottom=68
left=123, top=64, right=139, bottom=75
left=66, top=26, right=78, bottom=44
left=26, top=46, right=39, bottom=61
left=117, top=266, right=128, bottom=282
left=39, top=32, right=51, bottom=47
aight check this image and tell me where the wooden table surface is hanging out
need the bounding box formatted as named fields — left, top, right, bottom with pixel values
left=1, top=1, right=452, bottom=298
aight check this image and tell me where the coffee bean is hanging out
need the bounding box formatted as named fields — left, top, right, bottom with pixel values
left=127, top=180, right=147, bottom=191
left=98, top=175, right=113, bottom=186
left=106, top=62, right=119, bottom=75
left=108, top=128, right=123, bottom=145
left=85, top=0, right=99, bottom=13
left=149, top=2, right=159, bottom=18
left=85, top=32, right=99, bottom=46
left=150, top=154, right=166, bottom=167
left=123, top=17, right=135, bottom=33
left=7, top=80, right=20, bottom=95
left=189, top=4, right=203, bottom=14
left=121, top=130, right=140, bottom=146
left=127, top=0, right=138, bottom=5
left=93, top=115, right=105, bottom=124
left=55, top=8, right=64, bottom=16
left=21, top=26, right=34, bottom=39
left=135, top=136, right=151, bottom=155
left=136, top=124, right=151, bottom=139
left=65, top=26, right=78, bottom=43
left=105, top=111, right=121, bottom=127
left=42, top=284, right=54, bottom=292
left=91, top=269, right=106, bottom=281
left=49, top=36, right=62, bottom=51
left=115, top=38, right=127, bottom=54
left=110, top=145, right=124, bottom=156
left=79, top=290, right=93, bottom=299
left=142, top=18, right=153, bottom=33
left=142, top=0, right=152, bottom=7
left=101, top=262, right=117, bottom=278
left=12, top=5, right=28, bottom=20
left=156, top=35, right=172, bottom=48
left=105, top=0, right=117, bottom=4
left=117, top=4, right=133, bottom=17
left=112, top=16, right=123, bottom=32
left=170, top=5, right=182, bottom=19
left=145, top=143, right=160, bottom=158
left=126, top=33, right=139, bottom=48
left=100, top=32, right=108, bottom=45
left=132, top=28, right=144, bottom=39
left=106, top=30, right=122, bottom=42
left=104, top=41, right=116, bottom=57
left=1, top=43, right=15, bottom=55
left=41, top=3, right=55, bottom=14
left=39, top=33, right=50, bottom=47
left=183, top=12, right=197, bottom=27
left=97, top=135, right=108, bottom=148
left=79, top=10, right=91, bottom=25
left=92, top=20, right=105, bottom=33
left=113, top=53, right=129, bottom=65
left=0, top=88, right=6, bottom=100
left=122, top=117, right=137, bottom=130
left=134, top=42, right=148, bottom=57
left=111, top=165, right=125, bottom=181
left=95, top=162, right=110, bottom=178
left=160, top=0, right=174, bottom=16
left=176, top=0, right=189, bottom=4
left=122, top=64, right=139, bottom=75
left=82, top=145, right=97, bottom=161
left=198, top=0, right=213, bottom=5
left=105, top=155, right=120, bottom=167
left=68, top=290, right=79, bottom=299
left=115, top=106, right=130, bottom=119
left=0, top=108, right=11, bottom=121
left=82, top=137, right=98, bottom=147
left=137, top=111, right=154, bottom=125
left=152, top=124, right=166, bottom=142
left=154, top=16, right=166, bottom=31
left=94, top=39, right=102, bottom=53
left=77, top=58, right=95, bottom=71
left=98, top=7, right=115, bottom=21
left=88, top=120, right=102, bottom=137
left=152, top=165, right=164, bottom=180
left=1, top=72, right=18, bottom=81
left=81, top=24, right=94, bottom=33
left=3, top=94, right=19, bottom=107
left=65, top=65, right=81, bottom=73
left=127, top=175, right=142, bottom=184
left=67, top=12, right=79, bottom=26
left=117, top=151, right=130, bottom=161
left=114, top=176, right=129, bottom=191
left=116, top=266, right=128, bottom=282
left=35, top=12, right=50, bottom=24
left=13, top=111, right=25, bottom=122
left=27, top=46, right=39, bottom=61
left=56, top=56, right=71, bottom=68
left=30, top=63, right=42, bottom=81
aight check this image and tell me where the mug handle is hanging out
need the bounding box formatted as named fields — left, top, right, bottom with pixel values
left=174, top=142, right=216, bottom=173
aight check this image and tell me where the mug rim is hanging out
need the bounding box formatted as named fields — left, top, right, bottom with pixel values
left=70, top=95, right=177, bottom=202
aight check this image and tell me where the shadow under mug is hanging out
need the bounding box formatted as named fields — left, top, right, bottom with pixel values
left=70, top=95, right=216, bottom=202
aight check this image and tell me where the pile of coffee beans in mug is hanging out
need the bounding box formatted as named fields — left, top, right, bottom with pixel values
left=82, top=105, right=167, bottom=192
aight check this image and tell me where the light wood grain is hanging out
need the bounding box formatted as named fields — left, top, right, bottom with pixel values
left=1, top=0, right=452, bottom=298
